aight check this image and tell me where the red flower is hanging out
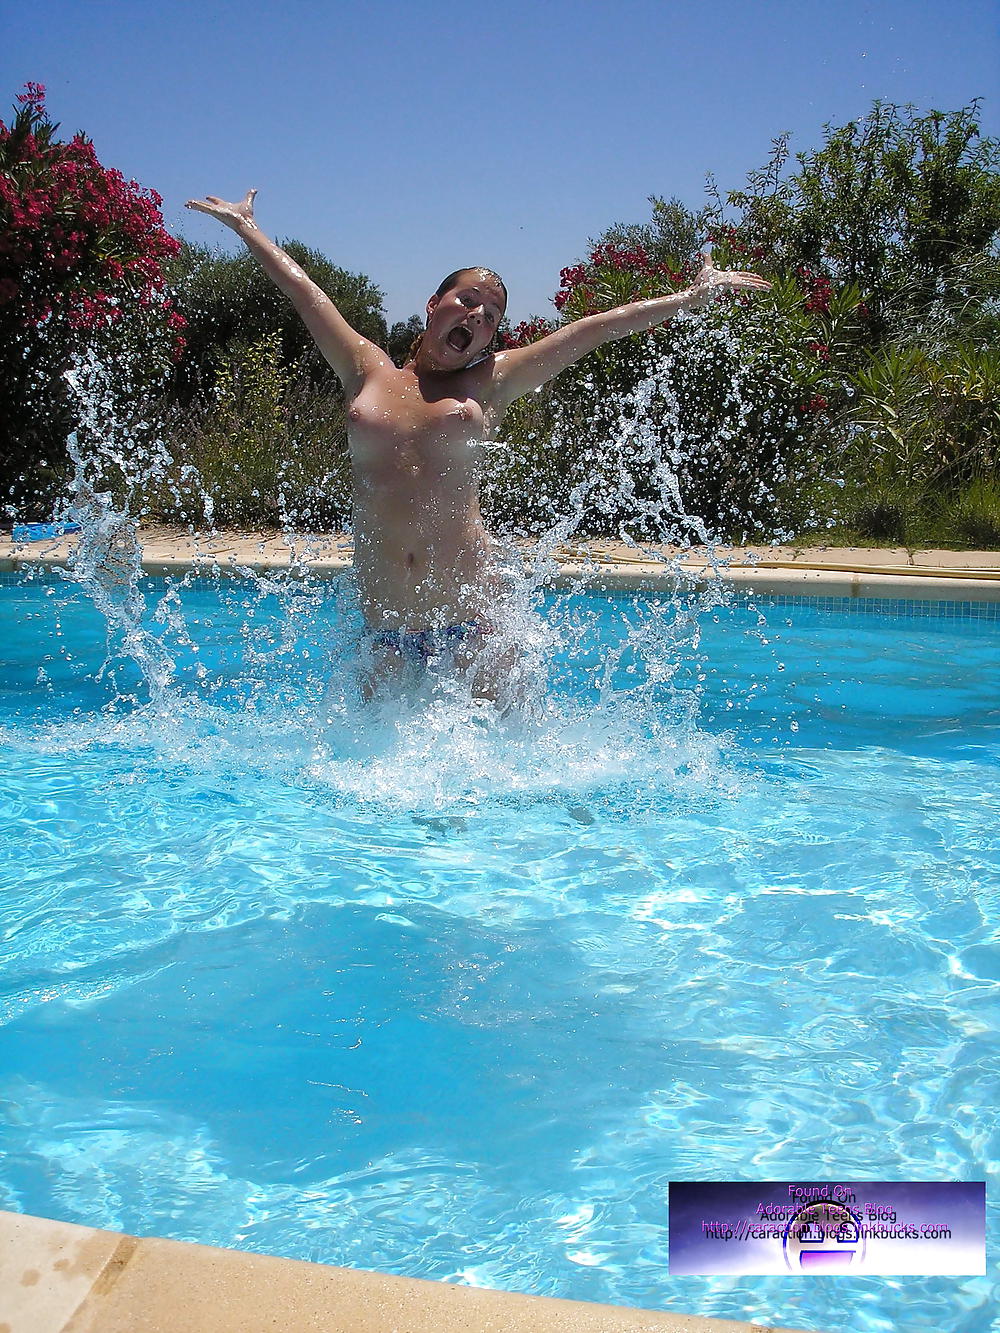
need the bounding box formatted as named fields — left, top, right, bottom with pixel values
left=1, top=82, right=180, bottom=340
left=15, top=82, right=46, bottom=108
left=501, top=315, right=553, bottom=349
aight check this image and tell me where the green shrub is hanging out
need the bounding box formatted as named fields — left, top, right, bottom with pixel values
left=164, top=238, right=386, bottom=404
left=142, top=333, right=351, bottom=530
left=947, top=477, right=1000, bottom=548
left=847, top=480, right=919, bottom=544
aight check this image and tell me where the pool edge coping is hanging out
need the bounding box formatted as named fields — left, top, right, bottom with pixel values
left=3, top=535, right=1000, bottom=602
left=0, top=1209, right=817, bottom=1333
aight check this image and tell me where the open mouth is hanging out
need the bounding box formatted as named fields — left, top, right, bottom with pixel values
left=446, top=325, right=474, bottom=354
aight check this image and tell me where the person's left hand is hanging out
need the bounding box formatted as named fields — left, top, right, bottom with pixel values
left=687, top=252, right=771, bottom=308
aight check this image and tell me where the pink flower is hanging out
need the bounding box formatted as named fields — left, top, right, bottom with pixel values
left=1, top=84, right=184, bottom=343
left=15, top=82, right=46, bottom=110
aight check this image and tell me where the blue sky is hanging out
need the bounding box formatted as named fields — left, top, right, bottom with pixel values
left=4, top=0, right=998, bottom=326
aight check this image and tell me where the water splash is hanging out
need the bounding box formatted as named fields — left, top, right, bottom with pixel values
left=27, top=322, right=763, bottom=814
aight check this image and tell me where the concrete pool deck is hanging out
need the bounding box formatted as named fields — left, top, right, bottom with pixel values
left=3, top=524, right=1000, bottom=600
left=0, top=1210, right=813, bottom=1333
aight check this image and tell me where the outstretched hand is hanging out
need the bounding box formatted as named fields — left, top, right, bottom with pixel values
left=184, top=188, right=258, bottom=232
left=687, top=252, right=771, bottom=308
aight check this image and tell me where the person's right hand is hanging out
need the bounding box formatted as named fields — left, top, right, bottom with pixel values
left=184, top=188, right=258, bottom=231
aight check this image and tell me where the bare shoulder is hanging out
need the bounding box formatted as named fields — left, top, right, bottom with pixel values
left=347, top=345, right=412, bottom=399
left=483, top=341, right=565, bottom=413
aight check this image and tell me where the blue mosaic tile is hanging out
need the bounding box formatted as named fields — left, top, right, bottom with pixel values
left=4, top=567, right=999, bottom=622
left=749, top=592, right=1000, bottom=622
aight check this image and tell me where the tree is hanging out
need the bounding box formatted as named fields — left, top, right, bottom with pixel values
left=722, top=101, right=1000, bottom=342
left=0, top=83, right=184, bottom=519
left=589, top=195, right=714, bottom=273
left=164, top=238, right=388, bottom=401
left=386, top=313, right=424, bottom=366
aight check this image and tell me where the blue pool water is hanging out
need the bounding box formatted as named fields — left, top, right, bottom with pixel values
left=1, top=573, right=997, bottom=1332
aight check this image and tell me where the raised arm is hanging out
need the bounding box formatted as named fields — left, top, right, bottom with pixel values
left=490, top=255, right=771, bottom=411
left=184, top=190, right=382, bottom=396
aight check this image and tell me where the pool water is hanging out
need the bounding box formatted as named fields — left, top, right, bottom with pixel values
left=1, top=574, right=997, bottom=1333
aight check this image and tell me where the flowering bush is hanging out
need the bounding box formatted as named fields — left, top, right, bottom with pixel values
left=493, top=223, right=867, bottom=541
left=557, top=242, right=691, bottom=323
left=0, top=82, right=183, bottom=341
left=500, top=314, right=556, bottom=348
left=1, top=83, right=184, bottom=518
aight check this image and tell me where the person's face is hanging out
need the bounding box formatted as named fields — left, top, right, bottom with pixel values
left=423, top=271, right=506, bottom=369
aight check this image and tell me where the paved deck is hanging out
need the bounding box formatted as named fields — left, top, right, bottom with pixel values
left=0, top=1210, right=812, bottom=1333
left=3, top=526, right=1000, bottom=599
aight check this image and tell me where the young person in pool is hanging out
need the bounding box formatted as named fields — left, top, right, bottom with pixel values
left=185, top=189, right=771, bottom=700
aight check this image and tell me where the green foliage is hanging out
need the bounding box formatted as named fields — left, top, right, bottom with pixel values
left=923, top=343, right=1000, bottom=483
left=493, top=312, right=819, bottom=544
left=845, top=478, right=920, bottom=545
left=491, top=100, right=1000, bottom=548
left=847, top=345, right=938, bottom=489
left=501, top=219, right=871, bottom=542
left=164, top=238, right=388, bottom=401
left=723, top=101, right=1000, bottom=343
left=139, top=237, right=390, bottom=528
left=483, top=380, right=580, bottom=537
left=202, top=331, right=288, bottom=518
left=847, top=341, right=1000, bottom=492
left=946, top=476, right=1000, bottom=548
left=144, top=333, right=351, bottom=530
left=759, top=101, right=1000, bottom=546
left=386, top=313, right=424, bottom=366
left=591, top=195, right=714, bottom=272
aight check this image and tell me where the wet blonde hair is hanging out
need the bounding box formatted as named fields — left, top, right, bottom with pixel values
left=408, top=267, right=508, bottom=363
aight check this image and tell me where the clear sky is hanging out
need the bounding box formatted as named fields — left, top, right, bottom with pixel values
left=4, top=0, right=998, bottom=326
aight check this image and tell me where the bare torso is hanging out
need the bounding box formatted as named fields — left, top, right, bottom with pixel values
left=346, top=357, right=504, bottom=630
left=182, top=194, right=771, bottom=693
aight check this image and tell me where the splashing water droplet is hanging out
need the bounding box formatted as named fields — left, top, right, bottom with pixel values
left=29, top=317, right=785, bottom=812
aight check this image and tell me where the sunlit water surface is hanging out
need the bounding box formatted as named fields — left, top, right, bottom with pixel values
left=1, top=573, right=998, bottom=1333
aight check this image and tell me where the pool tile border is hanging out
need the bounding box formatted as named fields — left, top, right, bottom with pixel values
left=755, top=592, right=1000, bottom=621
left=0, top=1210, right=815, bottom=1333
left=4, top=565, right=999, bottom=622
left=548, top=564, right=1000, bottom=606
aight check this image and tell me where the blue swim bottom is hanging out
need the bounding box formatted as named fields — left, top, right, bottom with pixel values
left=367, top=620, right=489, bottom=666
